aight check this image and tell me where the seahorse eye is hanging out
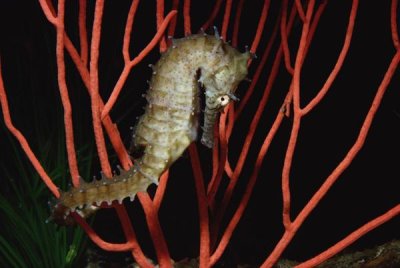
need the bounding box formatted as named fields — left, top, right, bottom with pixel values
left=218, top=95, right=230, bottom=106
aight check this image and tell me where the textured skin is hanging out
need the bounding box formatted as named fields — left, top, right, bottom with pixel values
left=52, top=34, right=249, bottom=224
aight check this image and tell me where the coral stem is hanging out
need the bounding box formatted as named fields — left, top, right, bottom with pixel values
left=0, top=62, right=60, bottom=198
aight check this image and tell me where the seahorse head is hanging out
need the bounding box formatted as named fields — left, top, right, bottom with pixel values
left=199, top=38, right=250, bottom=148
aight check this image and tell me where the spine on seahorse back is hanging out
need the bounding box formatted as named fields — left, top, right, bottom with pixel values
left=52, top=34, right=249, bottom=224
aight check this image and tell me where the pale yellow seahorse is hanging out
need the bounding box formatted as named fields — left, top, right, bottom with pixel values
left=51, top=33, right=249, bottom=224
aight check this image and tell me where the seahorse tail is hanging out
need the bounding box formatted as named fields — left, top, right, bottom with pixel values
left=50, top=165, right=156, bottom=225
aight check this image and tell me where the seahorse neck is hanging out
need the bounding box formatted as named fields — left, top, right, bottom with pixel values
left=154, top=36, right=217, bottom=85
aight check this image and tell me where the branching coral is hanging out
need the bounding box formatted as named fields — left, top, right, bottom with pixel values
left=0, top=1, right=399, bottom=267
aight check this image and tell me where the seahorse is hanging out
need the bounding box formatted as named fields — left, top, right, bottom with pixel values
left=50, top=33, right=250, bottom=225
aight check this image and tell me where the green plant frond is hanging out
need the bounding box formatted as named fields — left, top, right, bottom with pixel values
left=0, top=128, right=94, bottom=267
left=0, top=170, right=90, bottom=267
left=0, top=235, right=28, bottom=268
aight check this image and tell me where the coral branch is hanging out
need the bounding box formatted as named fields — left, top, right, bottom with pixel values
left=156, top=0, right=167, bottom=52
left=0, top=62, right=60, bottom=198
left=302, top=0, right=328, bottom=61
left=101, top=10, right=178, bottom=119
left=249, top=0, right=271, bottom=58
left=37, top=0, right=57, bottom=24
left=391, top=0, right=399, bottom=49
left=3, top=2, right=398, bottom=267
left=153, top=170, right=169, bottom=211
left=55, top=0, right=80, bottom=187
left=102, top=116, right=132, bottom=170
left=296, top=205, right=400, bottom=267
left=88, top=0, right=112, bottom=177
left=207, top=131, right=220, bottom=200
left=221, top=0, right=233, bottom=40
left=214, top=24, right=286, bottom=219
left=62, top=16, right=133, bottom=171
left=189, top=144, right=211, bottom=267
left=201, top=0, right=224, bottom=31
left=231, top=0, right=244, bottom=47
left=210, top=107, right=286, bottom=266
left=281, top=0, right=294, bottom=74
left=64, top=36, right=90, bottom=88
left=78, top=0, right=88, bottom=66
left=206, top=112, right=228, bottom=211
left=301, top=0, right=357, bottom=115
left=114, top=205, right=155, bottom=268
left=127, top=9, right=176, bottom=65
left=294, top=0, right=306, bottom=22
left=236, top=0, right=295, bottom=118
left=73, top=214, right=134, bottom=251
left=281, top=0, right=315, bottom=228
left=262, top=46, right=400, bottom=268
left=38, top=0, right=133, bottom=189
left=183, top=0, right=191, bottom=35
left=38, top=0, right=138, bottom=171
left=122, top=0, right=141, bottom=63
left=208, top=9, right=290, bottom=244
left=137, top=193, right=171, bottom=267
left=167, top=0, right=180, bottom=43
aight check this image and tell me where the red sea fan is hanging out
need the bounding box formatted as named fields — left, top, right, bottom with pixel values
left=0, top=1, right=399, bottom=267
